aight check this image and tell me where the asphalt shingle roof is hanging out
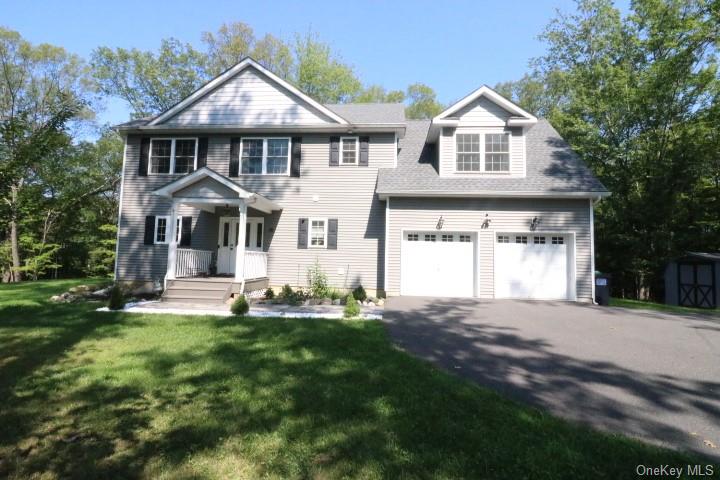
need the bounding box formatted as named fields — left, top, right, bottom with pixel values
left=377, top=119, right=608, bottom=195
left=325, top=103, right=406, bottom=124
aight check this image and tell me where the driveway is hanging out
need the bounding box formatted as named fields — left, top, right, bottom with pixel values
left=383, top=297, right=720, bottom=459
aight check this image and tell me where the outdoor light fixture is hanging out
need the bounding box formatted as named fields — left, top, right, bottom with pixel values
left=482, top=213, right=491, bottom=229
left=530, top=217, right=541, bottom=231
left=436, top=216, right=444, bottom=230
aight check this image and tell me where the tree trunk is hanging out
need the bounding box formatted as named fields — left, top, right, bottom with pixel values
left=9, top=185, right=22, bottom=282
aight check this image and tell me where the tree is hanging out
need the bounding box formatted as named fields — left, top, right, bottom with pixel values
left=354, top=85, right=405, bottom=103
left=405, top=83, right=444, bottom=119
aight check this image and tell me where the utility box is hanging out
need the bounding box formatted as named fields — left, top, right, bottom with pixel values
left=595, top=273, right=611, bottom=306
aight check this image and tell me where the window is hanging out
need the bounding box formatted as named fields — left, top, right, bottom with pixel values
left=441, top=234, right=454, bottom=242
left=149, top=138, right=197, bottom=174
left=515, top=235, right=528, bottom=244
left=424, top=234, right=437, bottom=242
left=552, top=236, right=564, bottom=245
left=497, top=235, right=510, bottom=243
left=407, top=233, right=419, bottom=241
left=309, top=219, right=327, bottom=247
left=459, top=235, right=471, bottom=242
left=340, top=137, right=358, bottom=165
left=485, top=133, right=510, bottom=172
left=175, top=217, right=183, bottom=244
left=154, top=216, right=169, bottom=244
left=456, top=134, right=480, bottom=172
left=241, top=138, right=290, bottom=175
left=533, top=236, right=546, bottom=245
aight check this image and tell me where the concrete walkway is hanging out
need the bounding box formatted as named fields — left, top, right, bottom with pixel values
left=383, top=296, right=720, bottom=459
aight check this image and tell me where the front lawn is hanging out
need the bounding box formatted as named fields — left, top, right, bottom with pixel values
left=611, top=297, right=720, bottom=316
left=0, top=280, right=715, bottom=479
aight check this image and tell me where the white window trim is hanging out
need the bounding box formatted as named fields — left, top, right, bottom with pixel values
left=148, top=138, right=198, bottom=175
left=308, top=217, right=328, bottom=249
left=240, top=137, right=292, bottom=176
left=340, top=136, right=359, bottom=165
left=154, top=215, right=170, bottom=244
left=454, top=130, right=511, bottom=174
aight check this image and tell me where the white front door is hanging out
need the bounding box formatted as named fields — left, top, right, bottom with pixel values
left=400, top=231, right=476, bottom=297
left=217, top=217, right=240, bottom=275
left=244, top=218, right=264, bottom=252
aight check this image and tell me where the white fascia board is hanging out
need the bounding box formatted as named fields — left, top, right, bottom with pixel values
left=152, top=167, right=252, bottom=198
left=149, top=58, right=349, bottom=126
left=433, top=85, right=537, bottom=123
left=377, top=191, right=611, bottom=200
left=119, top=124, right=406, bottom=136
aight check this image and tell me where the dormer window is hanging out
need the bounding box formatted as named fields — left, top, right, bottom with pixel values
left=455, top=132, right=510, bottom=173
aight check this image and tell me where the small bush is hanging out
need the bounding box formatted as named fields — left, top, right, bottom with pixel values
left=231, top=295, right=250, bottom=316
left=329, top=288, right=343, bottom=301
left=280, top=284, right=294, bottom=300
left=307, top=260, right=330, bottom=298
left=107, top=284, right=125, bottom=310
left=264, top=287, right=275, bottom=299
left=343, top=294, right=361, bottom=318
left=352, top=285, right=367, bottom=302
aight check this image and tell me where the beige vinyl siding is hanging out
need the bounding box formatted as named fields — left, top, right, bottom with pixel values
left=440, top=126, right=525, bottom=178
left=386, top=197, right=593, bottom=301
left=175, top=176, right=238, bottom=199
left=164, top=68, right=334, bottom=126
left=116, top=133, right=395, bottom=291
left=453, top=96, right=511, bottom=126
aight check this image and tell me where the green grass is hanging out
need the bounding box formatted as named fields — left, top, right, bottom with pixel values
left=610, top=297, right=720, bottom=316
left=0, top=280, right=716, bottom=479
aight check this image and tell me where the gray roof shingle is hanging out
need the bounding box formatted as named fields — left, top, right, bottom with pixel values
left=324, top=103, right=405, bottom=124
left=377, top=119, right=608, bottom=196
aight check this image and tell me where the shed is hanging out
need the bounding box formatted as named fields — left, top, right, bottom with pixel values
left=664, top=252, right=720, bottom=309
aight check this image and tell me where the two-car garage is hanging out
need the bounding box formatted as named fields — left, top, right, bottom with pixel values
left=399, top=230, right=575, bottom=300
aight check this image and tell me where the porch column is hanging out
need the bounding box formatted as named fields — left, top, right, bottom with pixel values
left=234, top=201, right=247, bottom=290
left=166, top=200, right=179, bottom=281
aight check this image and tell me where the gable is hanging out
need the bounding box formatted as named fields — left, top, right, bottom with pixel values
left=174, top=176, right=240, bottom=199
left=453, top=96, right=511, bottom=126
left=162, top=67, right=336, bottom=126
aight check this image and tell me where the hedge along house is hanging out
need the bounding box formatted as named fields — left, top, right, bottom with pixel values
left=664, top=252, right=720, bottom=309
left=113, top=57, right=609, bottom=305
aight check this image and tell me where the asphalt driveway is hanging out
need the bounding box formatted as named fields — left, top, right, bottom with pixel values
left=383, top=297, right=720, bottom=459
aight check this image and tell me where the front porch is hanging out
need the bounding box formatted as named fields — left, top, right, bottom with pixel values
left=153, top=167, right=282, bottom=295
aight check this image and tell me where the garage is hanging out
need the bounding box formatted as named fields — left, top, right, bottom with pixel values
left=494, top=233, right=574, bottom=300
left=400, top=231, right=475, bottom=297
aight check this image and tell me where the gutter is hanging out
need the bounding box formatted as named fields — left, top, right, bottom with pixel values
left=377, top=190, right=612, bottom=200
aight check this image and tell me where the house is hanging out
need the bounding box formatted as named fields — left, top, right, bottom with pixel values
left=664, top=252, right=719, bottom=309
left=114, top=57, right=609, bottom=304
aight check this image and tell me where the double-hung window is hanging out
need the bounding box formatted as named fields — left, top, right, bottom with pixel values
left=149, top=138, right=198, bottom=174
left=455, top=132, right=510, bottom=173
left=340, top=137, right=358, bottom=165
left=154, top=216, right=169, bottom=244
left=240, top=138, right=290, bottom=175
left=309, top=218, right=327, bottom=247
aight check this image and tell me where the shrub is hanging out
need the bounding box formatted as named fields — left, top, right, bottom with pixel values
left=343, top=294, right=360, bottom=318
left=107, top=284, right=125, bottom=310
left=329, top=288, right=343, bottom=301
left=352, top=285, right=367, bottom=302
left=280, top=284, right=294, bottom=300
left=264, top=287, right=275, bottom=299
left=231, top=295, right=249, bottom=316
left=307, top=260, right=330, bottom=298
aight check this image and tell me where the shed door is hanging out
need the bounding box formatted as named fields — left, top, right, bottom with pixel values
left=678, top=263, right=716, bottom=308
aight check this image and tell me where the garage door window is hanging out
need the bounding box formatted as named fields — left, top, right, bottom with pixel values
left=424, top=234, right=437, bottom=242
left=459, top=235, right=471, bottom=242
left=407, top=233, right=419, bottom=241
left=441, top=234, right=454, bottom=242
left=515, top=235, right=528, bottom=244
left=552, top=236, right=564, bottom=245
left=533, top=236, right=546, bottom=244
left=497, top=235, right=510, bottom=243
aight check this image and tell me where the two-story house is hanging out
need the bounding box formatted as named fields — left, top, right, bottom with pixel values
left=114, top=58, right=608, bottom=304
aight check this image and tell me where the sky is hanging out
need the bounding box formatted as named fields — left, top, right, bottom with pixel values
left=1, top=0, right=628, bottom=127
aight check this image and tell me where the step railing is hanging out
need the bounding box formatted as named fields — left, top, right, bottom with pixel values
left=243, top=251, right=268, bottom=280
left=176, top=248, right=214, bottom=278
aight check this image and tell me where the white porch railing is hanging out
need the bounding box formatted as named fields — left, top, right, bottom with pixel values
left=176, top=248, right=214, bottom=278
left=243, top=251, right=268, bottom=280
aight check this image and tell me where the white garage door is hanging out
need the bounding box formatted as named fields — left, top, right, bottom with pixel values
left=494, top=233, right=571, bottom=300
left=401, top=232, right=475, bottom=297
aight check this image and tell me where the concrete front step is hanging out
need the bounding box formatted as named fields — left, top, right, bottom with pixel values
left=163, top=278, right=233, bottom=304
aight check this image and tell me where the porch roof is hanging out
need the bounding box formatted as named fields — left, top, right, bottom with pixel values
left=152, top=167, right=282, bottom=213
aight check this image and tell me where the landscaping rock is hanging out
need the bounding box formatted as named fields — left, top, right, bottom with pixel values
left=367, top=301, right=375, bottom=307
left=377, top=299, right=385, bottom=306
left=303, top=299, right=310, bottom=306
left=69, top=285, right=90, bottom=294
left=89, top=287, right=111, bottom=299
left=357, top=300, right=362, bottom=305
left=320, top=298, right=332, bottom=305
left=308, top=298, right=318, bottom=306
left=332, top=299, right=341, bottom=306
left=50, top=295, right=62, bottom=302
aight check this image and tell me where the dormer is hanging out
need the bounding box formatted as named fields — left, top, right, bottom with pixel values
left=428, top=86, right=537, bottom=178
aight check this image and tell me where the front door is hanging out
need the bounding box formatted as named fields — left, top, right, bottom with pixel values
left=217, top=217, right=239, bottom=275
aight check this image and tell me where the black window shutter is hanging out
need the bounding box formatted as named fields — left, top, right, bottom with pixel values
left=297, top=218, right=308, bottom=249
left=229, top=137, right=240, bottom=177
left=197, top=137, right=208, bottom=169
left=327, top=218, right=338, bottom=250
left=291, top=137, right=302, bottom=177
left=144, top=215, right=155, bottom=245
left=138, top=137, right=150, bottom=176
left=329, top=136, right=339, bottom=166
left=359, top=136, right=369, bottom=166
left=180, top=216, right=192, bottom=247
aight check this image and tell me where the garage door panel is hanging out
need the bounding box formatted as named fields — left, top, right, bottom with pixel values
left=401, top=232, right=475, bottom=297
